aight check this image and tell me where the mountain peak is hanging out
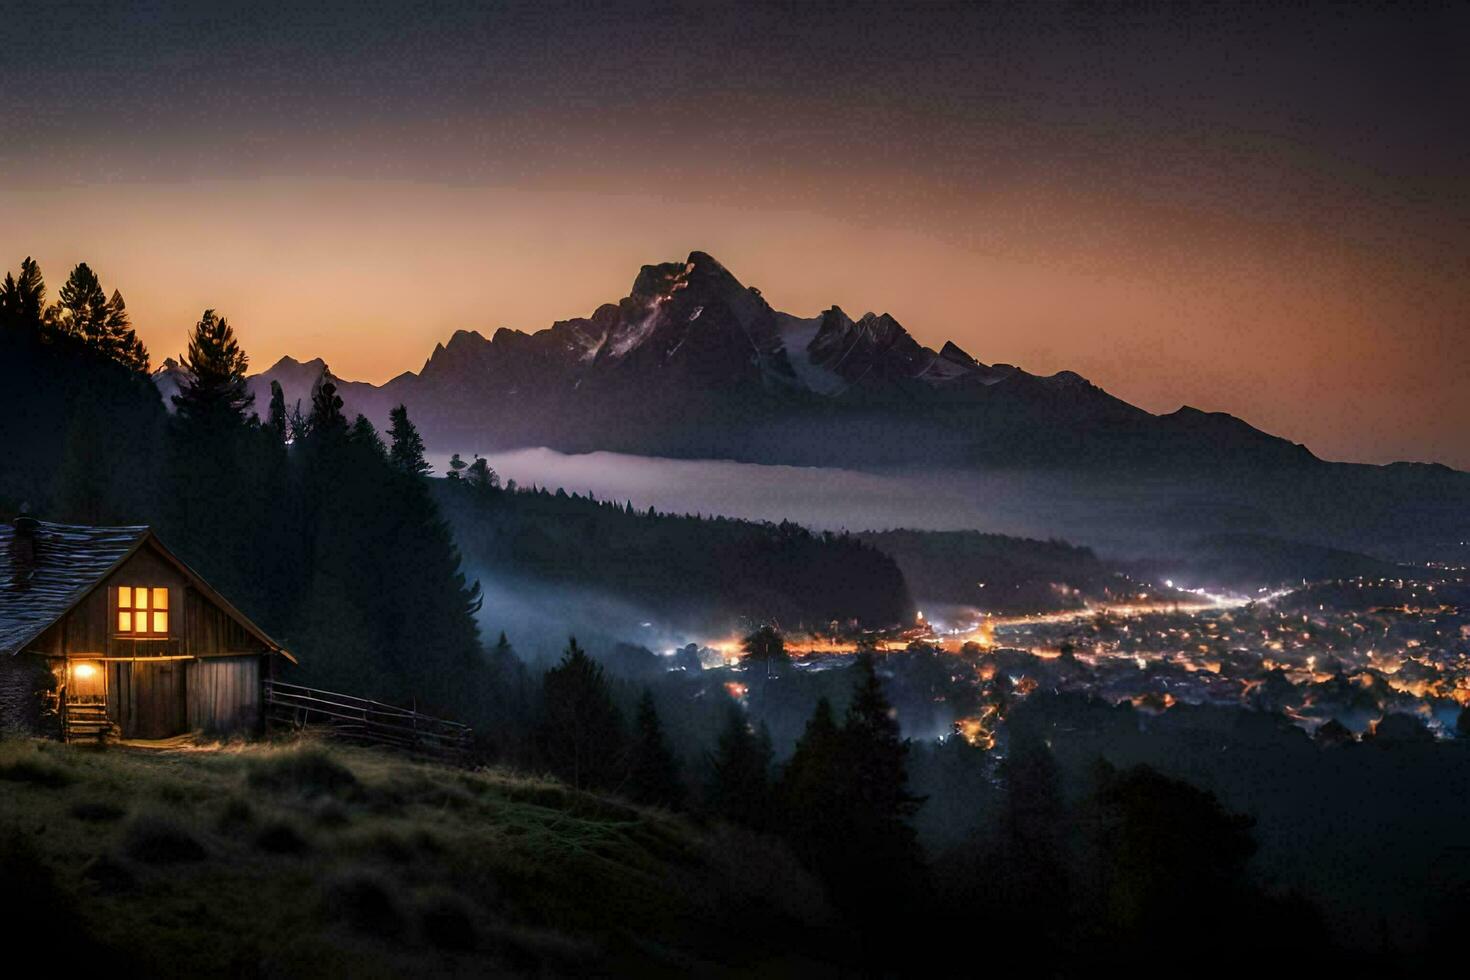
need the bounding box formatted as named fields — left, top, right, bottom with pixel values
left=445, top=329, right=488, bottom=349
left=264, top=355, right=326, bottom=374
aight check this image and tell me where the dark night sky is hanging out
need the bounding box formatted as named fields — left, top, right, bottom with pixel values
left=3, top=1, right=1467, bottom=466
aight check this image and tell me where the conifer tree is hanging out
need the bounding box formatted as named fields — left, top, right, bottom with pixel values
left=779, top=657, right=925, bottom=921
left=43, top=263, right=148, bottom=371
left=780, top=696, right=844, bottom=821
left=741, top=624, right=789, bottom=682
left=163, top=311, right=282, bottom=632
left=387, top=404, right=430, bottom=475
left=0, top=273, right=18, bottom=332
left=627, top=690, right=685, bottom=809
left=173, top=309, right=252, bottom=421
left=844, top=653, right=922, bottom=834
left=0, top=257, right=46, bottom=333
left=349, top=414, right=386, bottom=458
left=466, top=455, right=499, bottom=490
left=447, top=452, right=467, bottom=480
left=46, top=263, right=107, bottom=341
left=539, top=638, right=625, bottom=790
left=101, top=289, right=149, bottom=372
left=306, top=372, right=347, bottom=441
left=266, top=380, right=289, bottom=443
left=705, top=705, right=773, bottom=829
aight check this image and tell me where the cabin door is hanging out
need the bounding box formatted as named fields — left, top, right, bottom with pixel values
left=128, top=661, right=188, bottom=739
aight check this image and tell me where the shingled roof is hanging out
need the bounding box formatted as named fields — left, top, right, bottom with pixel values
left=1, top=519, right=293, bottom=661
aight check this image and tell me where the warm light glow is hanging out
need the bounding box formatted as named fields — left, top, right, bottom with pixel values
left=72, top=662, right=97, bottom=680
left=117, top=585, right=169, bottom=636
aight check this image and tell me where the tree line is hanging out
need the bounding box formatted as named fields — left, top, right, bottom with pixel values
left=434, top=473, right=915, bottom=631
left=0, top=256, right=486, bottom=723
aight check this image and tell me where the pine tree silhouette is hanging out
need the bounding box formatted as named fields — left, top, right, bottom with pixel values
left=626, top=690, right=685, bottom=809
left=539, top=638, right=625, bottom=791
left=0, top=256, right=46, bottom=332
left=306, top=372, right=347, bottom=442
left=42, top=263, right=148, bottom=371
left=266, top=380, right=289, bottom=443
left=705, top=704, right=773, bottom=829
left=387, top=404, right=431, bottom=475
left=173, top=310, right=252, bottom=421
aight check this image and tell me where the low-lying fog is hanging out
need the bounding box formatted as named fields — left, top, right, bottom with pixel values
left=429, top=447, right=1230, bottom=557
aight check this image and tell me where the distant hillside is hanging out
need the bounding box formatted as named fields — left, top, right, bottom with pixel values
left=0, top=740, right=840, bottom=976
left=434, top=480, right=915, bottom=634
left=856, top=529, right=1151, bottom=614
left=1147, top=533, right=1407, bottom=592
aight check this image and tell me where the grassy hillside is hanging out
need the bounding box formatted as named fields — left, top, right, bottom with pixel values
left=0, top=739, right=838, bottom=977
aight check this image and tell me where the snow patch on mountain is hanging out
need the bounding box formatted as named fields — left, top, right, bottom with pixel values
left=776, top=313, right=847, bottom=395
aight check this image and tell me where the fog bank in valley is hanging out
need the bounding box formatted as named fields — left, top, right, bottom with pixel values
left=431, top=447, right=1248, bottom=558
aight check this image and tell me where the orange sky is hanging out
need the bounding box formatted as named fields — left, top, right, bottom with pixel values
left=3, top=4, right=1465, bottom=468
left=3, top=177, right=1464, bottom=469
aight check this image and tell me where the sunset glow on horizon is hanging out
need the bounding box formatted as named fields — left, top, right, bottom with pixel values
left=3, top=2, right=1466, bottom=468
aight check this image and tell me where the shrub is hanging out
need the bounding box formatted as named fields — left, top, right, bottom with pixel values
left=325, top=871, right=404, bottom=936
left=216, top=796, right=254, bottom=832
left=82, top=853, right=137, bottom=894
left=312, top=799, right=352, bottom=828
left=122, top=811, right=207, bottom=864
left=418, top=890, right=479, bottom=951
left=254, top=820, right=310, bottom=855
left=247, top=747, right=360, bottom=798
left=70, top=799, right=126, bottom=823
left=0, top=757, right=72, bottom=788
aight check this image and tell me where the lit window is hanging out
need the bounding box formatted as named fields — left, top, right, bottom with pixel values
left=117, top=586, right=169, bottom=636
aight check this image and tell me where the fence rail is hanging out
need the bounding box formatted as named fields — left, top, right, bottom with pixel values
left=263, top=679, right=472, bottom=761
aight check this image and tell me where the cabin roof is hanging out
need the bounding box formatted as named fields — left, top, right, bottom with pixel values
left=1, top=520, right=294, bottom=662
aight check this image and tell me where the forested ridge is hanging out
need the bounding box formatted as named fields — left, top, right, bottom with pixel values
left=434, top=478, right=914, bottom=632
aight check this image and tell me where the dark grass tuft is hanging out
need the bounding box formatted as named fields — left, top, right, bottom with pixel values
left=2, top=830, right=89, bottom=943
left=247, top=747, right=360, bottom=799
left=122, top=811, right=207, bottom=864
left=216, top=796, right=254, bottom=832
left=82, top=853, right=138, bottom=894
left=0, top=758, right=73, bottom=788
left=418, top=890, right=479, bottom=951
left=254, top=820, right=310, bottom=855
left=355, top=828, right=416, bottom=864
left=325, top=871, right=405, bottom=936
left=70, top=799, right=126, bottom=822
left=312, top=799, right=352, bottom=828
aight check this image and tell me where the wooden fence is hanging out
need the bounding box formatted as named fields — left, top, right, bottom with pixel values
left=263, top=679, right=472, bottom=762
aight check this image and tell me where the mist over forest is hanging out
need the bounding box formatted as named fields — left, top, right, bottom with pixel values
left=431, top=448, right=1234, bottom=557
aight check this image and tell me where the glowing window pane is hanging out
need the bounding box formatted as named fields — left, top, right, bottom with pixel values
left=153, top=611, right=168, bottom=634
left=118, top=586, right=132, bottom=608
left=153, top=588, right=168, bottom=611
left=119, top=611, right=132, bottom=632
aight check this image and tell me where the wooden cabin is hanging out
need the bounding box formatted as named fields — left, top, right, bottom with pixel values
left=1, top=517, right=294, bottom=742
